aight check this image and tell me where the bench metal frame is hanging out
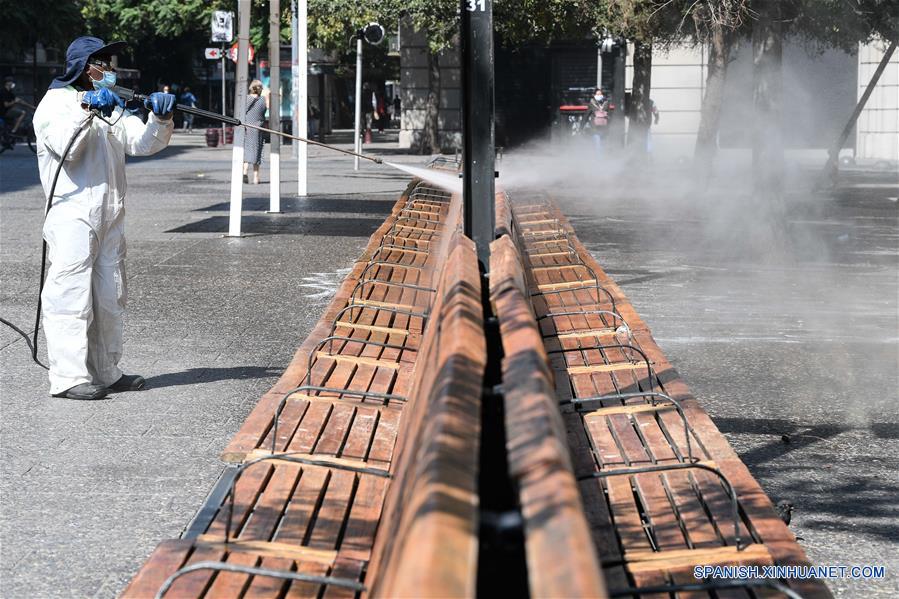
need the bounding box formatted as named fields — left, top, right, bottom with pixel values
left=154, top=561, right=366, bottom=599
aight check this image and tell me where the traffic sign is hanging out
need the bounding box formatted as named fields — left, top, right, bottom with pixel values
left=211, top=11, right=233, bottom=42
left=229, top=42, right=255, bottom=64
left=204, top=48, right=223, bottom=60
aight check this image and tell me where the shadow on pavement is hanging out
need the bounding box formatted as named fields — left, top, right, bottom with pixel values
left=714, top=415, right=899, bottom=543
left=193, top=196, right=397, bottom=214
left=166, top=214, right=382, bottom=235
left=145, top=366, right=282, bottom=389
left=0, top=151, right=40, bottom=194
left=126, top=144, right=193, bottom=163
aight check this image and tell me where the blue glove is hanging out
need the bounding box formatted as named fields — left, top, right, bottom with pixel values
left=82, top=88, right=125, bottom=118
left=144, top=92, right=175, bottom=117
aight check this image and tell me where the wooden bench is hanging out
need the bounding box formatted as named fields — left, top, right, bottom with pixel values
left=365, top=233, right=485, bottom=597
left=508, top=198, right=832, bottom=598
left=122, top=183, right=485, bottom=598
left=490, top=232, right=608, bottom=598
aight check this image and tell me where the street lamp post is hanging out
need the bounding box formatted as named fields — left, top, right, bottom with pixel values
left=353, top=23, right=385, bottom=172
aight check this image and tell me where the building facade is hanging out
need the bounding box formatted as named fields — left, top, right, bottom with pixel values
left=856, top=40, right=899, bottom=162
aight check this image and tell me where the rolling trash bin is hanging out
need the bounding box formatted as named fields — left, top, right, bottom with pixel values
left=205, top=128, right=220, bottom=147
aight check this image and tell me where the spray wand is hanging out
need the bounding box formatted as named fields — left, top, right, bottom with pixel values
left=112, top=85, right=383, bottom=164
left=5, top=88, right=385, bottom=372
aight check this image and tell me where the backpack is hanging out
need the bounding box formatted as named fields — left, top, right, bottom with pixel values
left=592, top=107, right=608, bottom=127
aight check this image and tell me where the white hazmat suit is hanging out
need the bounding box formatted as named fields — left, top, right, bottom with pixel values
left=33, top=86, right=173, bottom=394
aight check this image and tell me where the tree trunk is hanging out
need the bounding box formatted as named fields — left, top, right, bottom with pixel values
left=752, top=0, right=784, bottom=200
left=821, top=39, right=898, bottom=186
left=630, top=40, right=652, bottom=157
left=421, top=50, right=441, bottom=155
left=694, top=24, right=732, bottom=178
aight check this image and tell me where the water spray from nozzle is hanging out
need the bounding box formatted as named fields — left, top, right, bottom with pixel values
left=111, top=85, right=384, bottom=165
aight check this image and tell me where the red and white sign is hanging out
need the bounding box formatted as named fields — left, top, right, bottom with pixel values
left=229, top=42, right=255, bottom=64
left=204, top=48, right=223, bottom=59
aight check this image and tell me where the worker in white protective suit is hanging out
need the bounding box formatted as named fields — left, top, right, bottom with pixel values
left=33, top=37, right=174, bottom=400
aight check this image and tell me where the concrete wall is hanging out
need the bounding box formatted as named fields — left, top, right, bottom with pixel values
left=856, top=39, right=899, bottom=162
left=625, top=42, right=707, bottom=159
left=623, top=38, right=867, bottom=159
left=398, top=23, right=462, bottom=151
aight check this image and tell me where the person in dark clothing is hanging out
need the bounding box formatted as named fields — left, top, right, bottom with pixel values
left=587, top=88, right=609, bottom=155
left=361, top=83, right=375, bottom=139
left=2, top=76, right=27, bottom=133
left=179, top=87, right=198, bottom=132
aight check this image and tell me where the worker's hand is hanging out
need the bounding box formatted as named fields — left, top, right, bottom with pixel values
left=82, top=88, right=125, bottom=118
left=144, top=92, right=175, bottom=119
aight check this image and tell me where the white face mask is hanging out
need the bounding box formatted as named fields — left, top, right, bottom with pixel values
left=90, top=69, right=117, bottom=90
left=595, top=94, right=603, bottom=101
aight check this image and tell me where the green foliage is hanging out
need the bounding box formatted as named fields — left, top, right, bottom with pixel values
left=307, top=0, right=395, bottom=51
left=80, top=0, right=219, bottom=44
left=9, top=0, right=895, bottom=73
left=495, top=0, right=596, bottom=45
left=787, top=0, right=898, bottom=52
left=581, top=0, right=709, bottom=47
left=248, top=1, right=292, bottom=54
left=0, top=0, right=83, bottom=54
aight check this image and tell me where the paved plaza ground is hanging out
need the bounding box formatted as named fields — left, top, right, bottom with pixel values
left=1, top=131, right=423, bottom=597
left=2, top=132, right=897, bottom=597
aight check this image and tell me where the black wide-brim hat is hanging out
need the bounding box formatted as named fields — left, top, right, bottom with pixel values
left=49, top=36, right=127, bottom=90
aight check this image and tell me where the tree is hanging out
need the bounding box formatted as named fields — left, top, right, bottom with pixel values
left=80, top=0, right=227, bottom=90
left=0, top=0, right=83, bottom=98
left=583, top=1, right=686, bottom=157
left=689, top=1, right=749, bottom=180
left=0, top=0, right=82, bottom=58
left=306, top=0, right=616, bottom=154
left=684, top=0, right=896, bottom=193
left=751, top=0, right=783, bottom=200
left=750, top=0, right=896, bottom=199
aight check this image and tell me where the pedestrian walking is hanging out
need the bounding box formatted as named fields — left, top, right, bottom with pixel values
left=646, top=98, right=660, bottom=154
left=179, top=87, right=198, bottom=133
left=32, top=36, right=174, bottom=400
left=242, top=79, right=267, bottom=184
left=587, top=88, right=609, bottom=155
left=374, top=89, right=386, bottom=133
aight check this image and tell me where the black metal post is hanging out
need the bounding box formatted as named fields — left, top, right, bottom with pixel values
left=461, top=0, right=496, bottom=270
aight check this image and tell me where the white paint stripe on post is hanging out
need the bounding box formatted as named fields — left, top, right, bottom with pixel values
left=354, top=37, right=362, bottom=171
left=228, top=0, right=251, bottom=237
left=297, top=0, right=308, bottom=197
left=291, top=5, right=298, bottom=160
left=269, top=151, right=281, bottom=212
left=269, top=0, right=281, bottom=212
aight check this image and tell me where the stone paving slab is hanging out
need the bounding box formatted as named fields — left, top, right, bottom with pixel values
left=1, top=130, right=429, bottom=598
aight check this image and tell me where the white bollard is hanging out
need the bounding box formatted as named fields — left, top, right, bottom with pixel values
left=228, top=0, right=252, bottom=237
